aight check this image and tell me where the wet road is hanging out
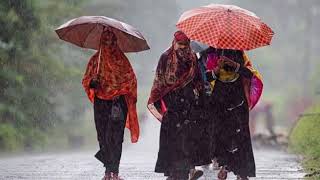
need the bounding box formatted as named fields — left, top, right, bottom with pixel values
left=0, top=148, right=305, bottom=180
left=0, top=118, right=305, bottom=180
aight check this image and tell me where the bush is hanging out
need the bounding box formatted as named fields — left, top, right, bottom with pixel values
left=289, top=105, right=320, bottom=178
left=0, top=124, right=23, bottom=152
left=19, top=127, right=49, bottom=152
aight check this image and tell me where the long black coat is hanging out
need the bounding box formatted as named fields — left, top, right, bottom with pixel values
left=154, top=77, right=211, bottom=176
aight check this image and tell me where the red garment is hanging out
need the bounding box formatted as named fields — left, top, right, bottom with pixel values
left=174, top=30, right=190, bottom=42
left=82, top=38, right=139, bottom=143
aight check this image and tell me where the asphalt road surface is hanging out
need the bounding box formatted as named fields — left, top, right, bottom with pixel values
left=0, top=117, right=305, bottom=180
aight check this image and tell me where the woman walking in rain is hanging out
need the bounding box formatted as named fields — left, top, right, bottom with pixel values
left=82, top=29, right=139, bottom=180
left=148, top=31, right=211, bottom=180
left=205, top=48, right=263, bottom=180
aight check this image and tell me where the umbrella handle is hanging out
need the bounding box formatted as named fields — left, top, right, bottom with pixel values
left=96, top=45, right=102, bottom=74
left=96, top=26, right=105, bottom=75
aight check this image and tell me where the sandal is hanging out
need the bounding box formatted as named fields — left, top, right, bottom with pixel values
left=237, top=175, right=249, bottom=180
left=102, top=172, right=111, bottom=180
left=217, top=166, right=228, bottom=180
left=110, top=172, right=124, bottom=180
left=189, top=169, right=203, bottom=180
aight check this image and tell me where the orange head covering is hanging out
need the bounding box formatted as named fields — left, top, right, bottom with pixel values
left=82, top=29, right=139, bottom=143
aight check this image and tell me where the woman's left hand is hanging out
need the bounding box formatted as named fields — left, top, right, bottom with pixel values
left=221, top=56, right=238, bottom=68
left=221, top=56, right=240, bottom=71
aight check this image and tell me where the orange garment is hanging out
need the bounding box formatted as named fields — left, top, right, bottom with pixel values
left=82, top=43, right=139, bottom=143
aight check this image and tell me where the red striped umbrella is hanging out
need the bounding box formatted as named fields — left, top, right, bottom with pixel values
left=176, top=4, right=274, bottom=50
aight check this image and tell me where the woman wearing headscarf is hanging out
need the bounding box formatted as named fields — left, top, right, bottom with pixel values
left=204, top=48, right=263, bottom=180
left=148, top=31, right=211, bottom=180
left=82, top=29, right=139, bottom=180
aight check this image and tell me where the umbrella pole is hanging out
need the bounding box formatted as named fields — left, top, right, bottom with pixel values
left=96, top=26, right=105, bottom=75
left=96, top=45, right=102, bottom=75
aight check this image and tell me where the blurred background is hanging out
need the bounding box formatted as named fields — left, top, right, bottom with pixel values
left=0, top=0, right=319, bottom=158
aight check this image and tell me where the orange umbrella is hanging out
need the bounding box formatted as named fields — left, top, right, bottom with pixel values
left=55, top=16, right=150, bottom=52
left=176, top=4, right=274, bottom=50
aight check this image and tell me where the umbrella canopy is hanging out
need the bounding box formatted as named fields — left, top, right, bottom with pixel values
left=55, top=16, right=150, bottom=52
left=176, top=4, right=274, bottom=50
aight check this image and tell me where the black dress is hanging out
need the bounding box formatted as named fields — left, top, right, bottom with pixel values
left=209, top=75, right=256, bottom=177
left=155, top=78, right=211, bottom=179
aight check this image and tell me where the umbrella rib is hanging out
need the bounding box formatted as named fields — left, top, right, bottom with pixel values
left=188, top=12, right=223, bottom=41
left=56, top=16, right=150, bottom=52
left=59, top=24, right=80, bottom=39
left=81, top=23, right=99, bottom=48
left=186, top=11, right=272, bottom=50
left=214, top=12, right=227, bottom=49
left=187, top=11, right=224, bottom=36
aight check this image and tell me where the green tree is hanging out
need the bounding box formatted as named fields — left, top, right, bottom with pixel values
left=0, top=0, right=84, bottom=151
